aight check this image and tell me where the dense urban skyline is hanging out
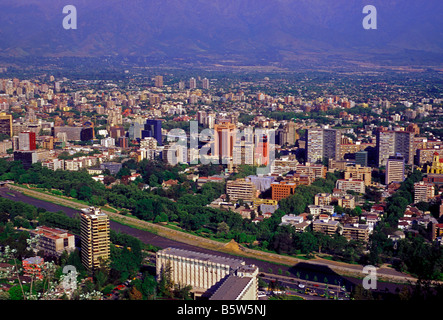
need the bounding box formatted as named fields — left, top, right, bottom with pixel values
left=0, top=2, right=442, bottom=317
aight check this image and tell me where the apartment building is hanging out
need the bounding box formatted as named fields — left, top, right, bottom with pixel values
left=30, top=226, right=75, bottom=257
left=80, top=207, right=110, bottom=271
left=314, top=193, right=332, bottom=206
left=414, top=181, right=435, bottom=204
left=344, top=164, right=372, bottom=186
left=226, top=178, right=257, bottom=202
left=335, top=179, right=365, bottom=194
left=385, top=155, right=405, bottom=185
left=312, top=219, right=341, bottom=237
left=342, top=224, right=370, bottom=242
left=308, top=205, right=335, bottom=217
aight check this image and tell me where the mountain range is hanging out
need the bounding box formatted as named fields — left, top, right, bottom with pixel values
left=1, top=0, right=442, bottom=69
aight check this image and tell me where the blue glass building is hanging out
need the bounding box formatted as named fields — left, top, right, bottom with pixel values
left=142, top=119, right=162, bottom=146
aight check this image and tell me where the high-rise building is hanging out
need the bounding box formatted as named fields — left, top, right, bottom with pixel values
left=214, top=121, right=236, bottom=162
left=142, top=119, right=162, bottom=146
left=18, top=131, right=36, bottom=151
left=154, top=75, right=163, bottom=88
left=305, top=128, right=341, bottom=164
left=128, top=121, right=144, bottom=140
left=202, top=78, right=210, bottom=90
left=323, top=128, right=341, bottom=161
left=277, top=121, right=298, bottom=146
left=355, top=150, right=368, bottom=167
left=0, top=113, right=12, bottom=137
left=80, top=207, right=110, bottom=271
left=376, top=129, right=414, bottom=167
left=385, top=155, right=405, bottom=185
left=305, top=128, right=323, bottom=163
left=189, top=77, right=197, bottom=89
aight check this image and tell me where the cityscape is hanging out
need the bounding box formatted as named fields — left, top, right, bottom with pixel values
left=0, top=0, right=443, bottom=316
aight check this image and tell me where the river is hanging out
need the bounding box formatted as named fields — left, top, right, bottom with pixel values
left=0, top=186, right=413, bottom=298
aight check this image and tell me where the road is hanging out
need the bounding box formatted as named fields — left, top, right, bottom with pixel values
left=0, top=184, right=418, bottom=298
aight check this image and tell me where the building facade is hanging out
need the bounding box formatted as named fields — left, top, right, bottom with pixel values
left=80, top=207, right=110, bottom=271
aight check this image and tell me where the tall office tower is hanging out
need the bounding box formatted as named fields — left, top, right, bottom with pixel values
left=18, top=131, right=36, bottom=151
left=376, top=129, right=414, bottom=167
left=305, top=128, right=341, bottom=164
left=178, top=81, right=185, bottom=90
left=284, top=121, right=298, bottom=146
left=323, top=128, right=341, bottom=161
left=189, top=77, right=197, bottom=89
left=394, top=131, right=414, bottom=166
left=0, top=113, right=12, bottom=137
left=278, top=121, right=297, bottom=146
left=128, top=121, right=144, bottom=140
left=305, top=128, right=324, bottom=163
left=154, top=75, right=163, bottom=88
left=385, top=155, right=405, bottom=185
left=355, top=151, right=368, bottom=167
left=202, top=78, right=210, bottom=90
left=80, top=207, right=110, bottom=271
left=142, top=119, right=163, bottom=146
left=214, top=121, right=236, bottom=162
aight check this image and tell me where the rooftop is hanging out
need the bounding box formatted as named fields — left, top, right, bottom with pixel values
left=157, top=247, right=245, bottom=269
left=209, top=274, right=254, bottom=300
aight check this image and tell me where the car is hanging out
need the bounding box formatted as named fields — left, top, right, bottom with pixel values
left=298, top=284, right=305, bottom=288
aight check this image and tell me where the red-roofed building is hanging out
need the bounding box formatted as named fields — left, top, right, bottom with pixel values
left=22, top=256, right=44, bottom=280
left=30, top=226, right=75, bottom=257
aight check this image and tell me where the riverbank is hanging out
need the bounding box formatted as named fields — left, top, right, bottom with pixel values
left=5, top=183, right=416, bottom=284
